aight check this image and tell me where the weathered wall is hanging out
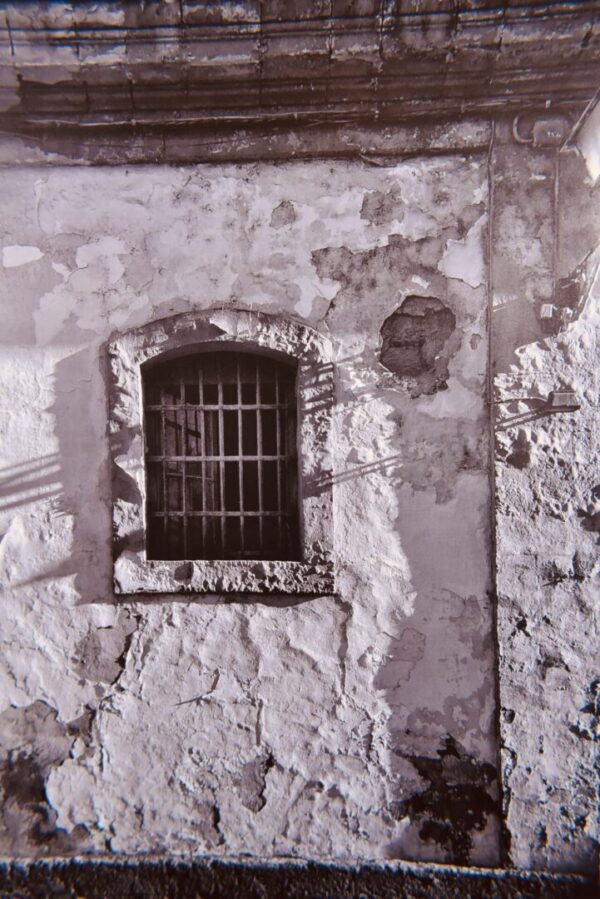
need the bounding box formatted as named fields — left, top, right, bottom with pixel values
left=0, top=154, right=497, bottom=865
left=1, top=116, right=598, bottom=879
left=492, top=132, right=600, bottom=875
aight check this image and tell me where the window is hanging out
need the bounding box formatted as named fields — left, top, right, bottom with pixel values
left=143, top=350, right=299, bottom=561
left=108, top=309, right=335, bottom=595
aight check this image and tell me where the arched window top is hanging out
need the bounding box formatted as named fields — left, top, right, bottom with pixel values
left=143, top=350, right=299, bottom=562
left=141, top=342, right=299, bottom=372
left=143, top=347, right=297, bottom=394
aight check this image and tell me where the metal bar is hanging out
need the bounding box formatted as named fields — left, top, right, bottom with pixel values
left=275, top=365, right=282, bottom=554
left=180, top=374, right=187, bottom=558
left=160, top=384, right=168, bottom=557
left=256, top=356, right=263, bottom=549
left=217, top=362, right=225, bottom=555
left=145, top=352, right=298, bottom=561
left=146, top=403, right=293, bottom=411
left=199, top=362, right=206, bottom=555
left=237, top=355, right=244, bottom=553
left=149, top=511, right=288, bottom=517
left=284, top=399, right=297, bottom=557
left=147, top=454, right=287, bottom=462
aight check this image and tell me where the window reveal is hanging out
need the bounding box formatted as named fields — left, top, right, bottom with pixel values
left=109, top=308, right=334, bottom=595
left=143, top=351, right=299, bottom=561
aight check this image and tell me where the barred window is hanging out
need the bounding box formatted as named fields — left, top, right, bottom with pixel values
left=143, top=350, right=299, bottom=561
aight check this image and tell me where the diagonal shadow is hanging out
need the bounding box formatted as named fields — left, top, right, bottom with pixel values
left=0, top=454, right=63, bottom=514
left=305, top=453, right=405, bottom=497
left=11, top=347, right=113, bottom=603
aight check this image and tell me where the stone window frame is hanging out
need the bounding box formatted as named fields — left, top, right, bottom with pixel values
left=108, top=308, right=335, bottom=595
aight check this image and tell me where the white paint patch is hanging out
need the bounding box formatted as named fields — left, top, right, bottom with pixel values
left=76, top=236, right=126, bottom=285
left=438, top=215, right=486, bottom=289
left=576, top=97, right=600, bottom=184
left=473, top=183, right=486, bottom=204
left=2, top=245, right=44, bottom=268
left=51, top=262, right=71, bottom=279
left=89, top=605, right=120, bottom=628
left=46, top=762, right=98, bottom=831
left=293, top=277, right=319, bottom=318
left=419, top=378, right=482, bottom=420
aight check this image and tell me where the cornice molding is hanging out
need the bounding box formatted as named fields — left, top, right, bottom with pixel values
left=0, top=2, right=598, bottom=161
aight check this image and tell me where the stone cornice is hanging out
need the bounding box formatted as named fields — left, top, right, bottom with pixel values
left=0, top=1, right=598, bottom=161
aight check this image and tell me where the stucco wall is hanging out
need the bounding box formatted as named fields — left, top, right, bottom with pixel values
left=492, top=133, right=600, bottom=875
left=0, top=156, right=497, bottom=865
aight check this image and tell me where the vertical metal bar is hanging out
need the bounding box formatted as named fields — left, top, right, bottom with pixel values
left=199, top=361, right=206, bottom=555
left=180, top=373, right=187, bottom=559
left=275, top=364, right=282, bottom=553
left=217, top=359, right=225, bottom=556
left=237, top=355, right=244, bottom=554
left=161, top=384, right=168, bottom=556
left=256, top=356, right=264, bottom=550
left=286, top=372, right=298, bottom=558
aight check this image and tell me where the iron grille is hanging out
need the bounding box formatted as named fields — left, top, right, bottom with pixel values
left=143, top=350, right=299, bottom=561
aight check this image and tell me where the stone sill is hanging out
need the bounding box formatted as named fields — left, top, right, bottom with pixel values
left=113, top=552, right=336, bottom=596
left=0, top=856, right=595, bottom=899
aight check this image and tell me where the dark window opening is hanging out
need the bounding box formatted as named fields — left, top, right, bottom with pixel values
left=143, top=350, right=299, bottom=561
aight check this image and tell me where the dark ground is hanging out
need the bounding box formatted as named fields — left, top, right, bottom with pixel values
left=0, top=857, right=597, bottom=899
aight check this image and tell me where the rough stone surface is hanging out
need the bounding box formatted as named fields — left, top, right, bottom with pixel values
left=0, top=153, right=496, bottom=867
left=491, top=132, right=600, bottom=874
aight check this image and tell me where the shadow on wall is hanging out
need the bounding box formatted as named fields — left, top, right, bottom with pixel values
left=320, top=348, right=499, bottom=865
left=0, top=455, right=62, bottom=514
left=1, top=334, right=500, bottom=863
left=5, top=347, right=113, bottom=604
left=492, top=148, right=600, bottom=376
left=306, top=454, right=404, bottom=497
left=374, top=520, right=499, bottom=865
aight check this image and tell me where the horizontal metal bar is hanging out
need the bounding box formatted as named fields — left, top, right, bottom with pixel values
left=146, top=403, right=293, bottom=411
left=147, top=454, right=292, bottom=462
left=149, top=511, right=290, bottom=518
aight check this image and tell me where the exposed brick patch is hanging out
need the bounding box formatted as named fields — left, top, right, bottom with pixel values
left=380, top=296, right=456, bottom=395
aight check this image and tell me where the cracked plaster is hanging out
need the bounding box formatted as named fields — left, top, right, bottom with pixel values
left=492, top=139, right=600, bottom=875
left=0, top=1, right=598, bottom=887
left=0, top=144, right=591, bottom=874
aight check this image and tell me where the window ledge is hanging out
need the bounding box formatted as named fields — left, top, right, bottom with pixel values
left=114, top=551, right=335, bottom=596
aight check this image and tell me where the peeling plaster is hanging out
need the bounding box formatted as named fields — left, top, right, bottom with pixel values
left=0, top=701, right=93, bottom=856
left=438, top=216, right=486, bottom=289
left=2, top=245, right=44, bottom=268
left=0, top=2, right=598, bottom=884
left=388, top=736, right=499, bottom=865
left=493, top=144, right=600, bottom=874
left=1, top=156, right=495, bottom=866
